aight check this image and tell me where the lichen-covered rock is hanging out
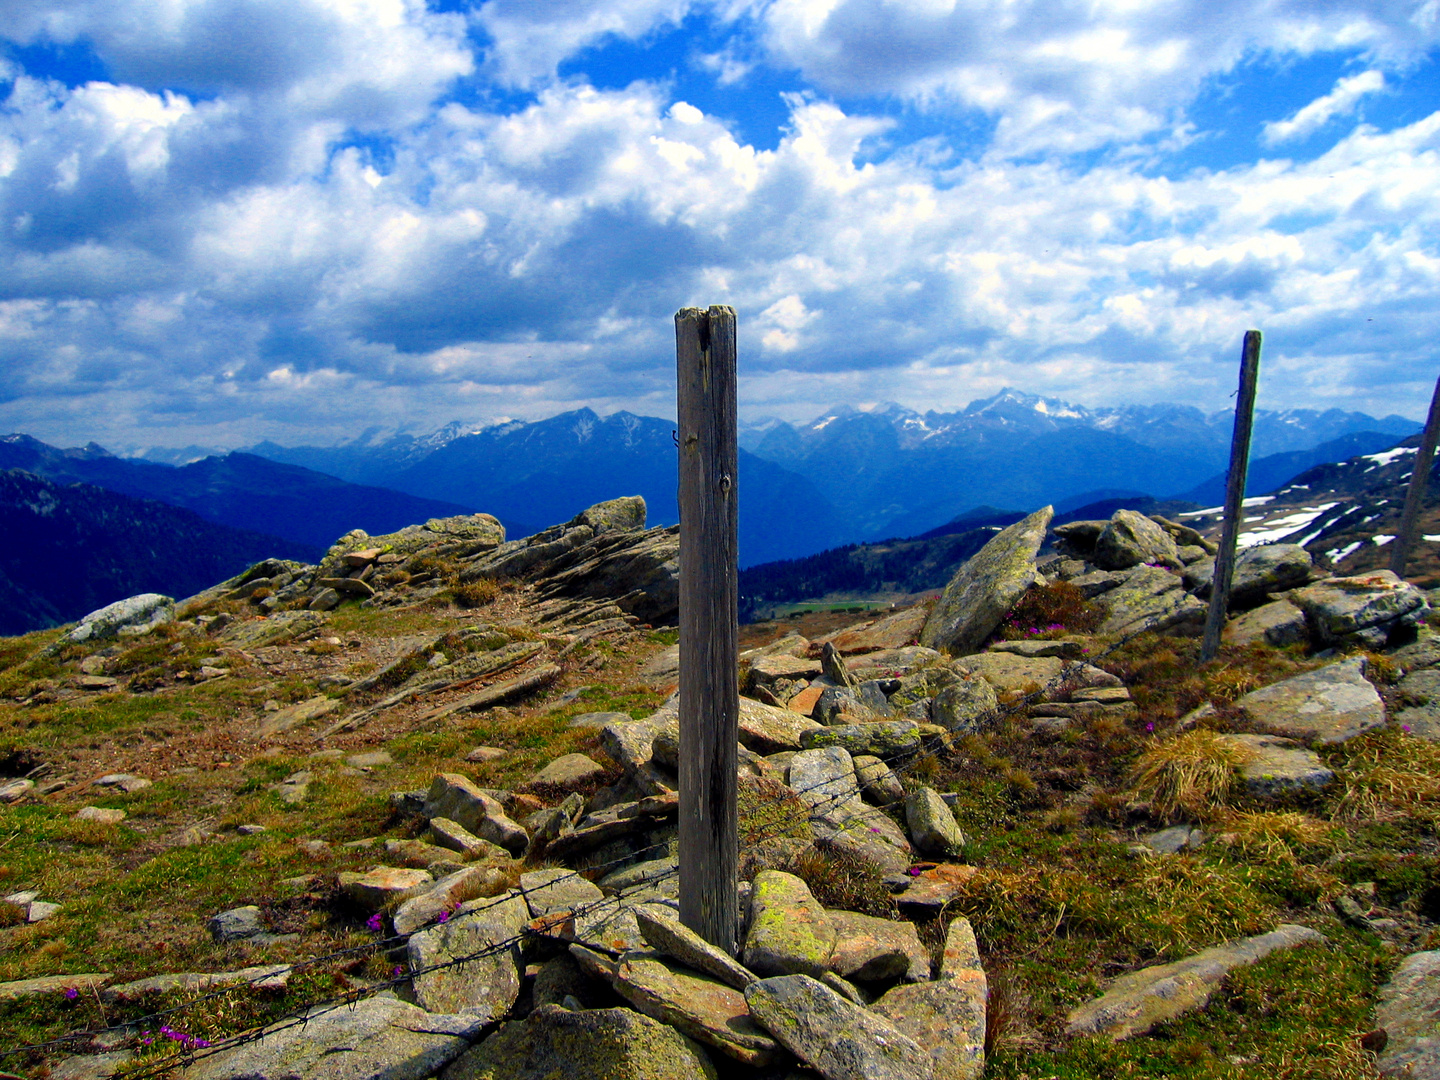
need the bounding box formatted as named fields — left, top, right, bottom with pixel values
left=1236, top=657, right=1385, bottom=744
left=801, top=721, right=921, bottom=763
left=317, top=514, right=506, bottom=580
left=1064, top=924, right=1324, bottom=1040
left=609, top=952, right=781, bottom=1066
left=904, top=787, right=964, bottom=855
left=1291, top=570, right=1430, bottom=648
left=1093, top=510, right=1181, bottom=571
left=826, top=910, right=928, bottom=983
left=745, top=974, right=934, bottom=1080
left=1223, top=598, right=1310, bottom=648
left=423, top=774, right=528, bottom=855
left=574, top=495, right=647, bottom=534
left=182, top=996, right=474, bottom=1080
left=57, top=593, right=174, bottom=647
left=394, top=866, right=511, bottom=936
left=442, top=1003, right=717, bottom=1080
left=408, top=915, right=519, bottom=1021
left=821, top=606, right=929, bottom=655
left=742, top=870, right=836, bottom=978
left=1213, top=733, right=1334, bottom=799
left=787, top=747, right=865, bottom=818
left=920, top=506, right=1053, bottom=656
left=337, top=867, right=434, bottom=912
left=853, top=755, right=906, bottom=805
left=1185, top=544, right=1313, bottom=607
left=1096, top=565, right=1206, bottom=637
left=1375, top=949, right=1440, bottom=1079
left=931, top=676, right=1000, bottom=732
left=872, top=980, right=985, bottom=1080
left=738, top=697, right=825, bottom=753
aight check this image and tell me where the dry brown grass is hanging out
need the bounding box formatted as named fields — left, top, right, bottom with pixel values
left=1332, top=730, right=1440, bottom=824
left=1127, top=729, right=1253, bottom=819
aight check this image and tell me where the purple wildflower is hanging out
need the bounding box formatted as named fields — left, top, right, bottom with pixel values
left=1145, top=722, right=1155, bottom=733
left=1403, top=724, right=1414, bottom=733
left=366, top=911, right=384, bottom=932
left=63, top=987, right=79, bottom=1000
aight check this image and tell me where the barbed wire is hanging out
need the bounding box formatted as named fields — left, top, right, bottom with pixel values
left=4, top=589, right=1192, bottom=1073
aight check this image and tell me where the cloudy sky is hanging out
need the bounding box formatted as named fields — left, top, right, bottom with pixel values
left=1, top=0, right=1437, bottom=451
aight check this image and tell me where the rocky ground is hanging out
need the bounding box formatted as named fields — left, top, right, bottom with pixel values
left=3, top=497, right=1440, bottom=1079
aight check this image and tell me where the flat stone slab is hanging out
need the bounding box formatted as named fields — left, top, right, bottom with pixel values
left=256, top=695, right=341, bottom=737
left=0, top=973, right=110, bottom=1002
left=745, top=974, right=934, bottom=1080
left=104, top=965, right=290, bottom=1002
left=894, top=863, right=979, bottom=917
left=819, top=606, right=928, bottom=656
left=636, top=905, right=757, bottom=990
left=801, top=721, right=920, bottom=762
left=1214, top=733, right=1334, bottom=798
left=338, top=867, right=434, bottom=911
left=182, top=996, right=474, bottom=1080
left=1376, top=949, right=1440, bottom=1078
left=441, top=1003, right=716, bottom=1080
left=610, top=952, right=780, bottom=1067
left=1064, top=923, right=1324, bottom=1040
left=1237, top=657, right=1385, bottom=744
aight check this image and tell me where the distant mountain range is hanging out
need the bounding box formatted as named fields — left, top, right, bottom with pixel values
left=0, top=470, right=316, bottom=636
left=744, top=390, right=1418, bottom=539
left=1, top=389, right=1420, bottom=632
left=0, top=435, right=476, bottom=551
left=244, top=389, right=1418, bottom=559
left=252, top=410, right=851, bottom=568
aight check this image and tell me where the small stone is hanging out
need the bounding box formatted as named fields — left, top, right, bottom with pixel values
left=27, top=901, right=61, bottom=922
left=1215, top=733, right=1336, bottom=799
left=208, top=906, right=268, bottom=943
left=236, top=824, right=267, bottom=835
left=465, top=746, right=508, bottom=762
left=93, top=773, right=151, bottom=793
left=872, top=979, right=985, bottom=1080
left=517, top=753, right=607, bottom=793
left=76, top=806, right=126, bottom=824
left=345, top=751, right=393, bottom=769
left=0, top=778, right=35, bottom=803
left=853, top=755, right=905, bottom=805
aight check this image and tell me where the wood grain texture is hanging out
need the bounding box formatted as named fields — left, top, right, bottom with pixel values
left=1201, top=330, right=1263, bottom=663
left=675, top=304, right=740, bottom=954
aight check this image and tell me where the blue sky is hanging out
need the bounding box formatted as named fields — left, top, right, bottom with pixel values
left=0, top=0, right=1437, bottom=452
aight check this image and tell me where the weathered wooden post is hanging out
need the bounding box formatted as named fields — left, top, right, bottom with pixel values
left=1389, top=373, right=1440, bottom=579
left=675, top=304, right=739, bottom=953
left=1200, top=330, right=1263, bottom=664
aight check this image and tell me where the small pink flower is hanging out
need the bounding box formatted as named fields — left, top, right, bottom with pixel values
left=1403, top=724, right=1413, bottom=733
left=907, top=866, right=922, bottom=876
left=1146, top=722, right=1155, bottom=732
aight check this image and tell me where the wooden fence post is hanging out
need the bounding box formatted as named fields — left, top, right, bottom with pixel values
left=1200, top=330, right=1263, bottom=664
left=1389, top=373, right=1440, bottom=579
left=675, top=304, right=739, bottom=954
